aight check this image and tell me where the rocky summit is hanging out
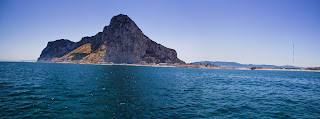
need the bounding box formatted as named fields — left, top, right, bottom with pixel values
left=38, top=14, right=185, bottom=64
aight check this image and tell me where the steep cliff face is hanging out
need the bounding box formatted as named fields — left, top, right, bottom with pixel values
left=38, top=39, right=77, bottom=62
left=38, top=14, right=185, bottom=64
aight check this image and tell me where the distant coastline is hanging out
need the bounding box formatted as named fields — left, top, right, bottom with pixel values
left=37, top=61, right=320, bottom=72
left=2, top=61, right=318, bottom=72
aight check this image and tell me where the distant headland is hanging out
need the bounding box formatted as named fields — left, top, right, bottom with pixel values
left=38, top=14, right=185, bottom=64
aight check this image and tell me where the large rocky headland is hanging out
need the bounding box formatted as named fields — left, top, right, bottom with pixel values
left=38, top=14, right=185, bottom=64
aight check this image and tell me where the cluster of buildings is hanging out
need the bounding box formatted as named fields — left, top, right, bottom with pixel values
left=306, top=67, right=320, bottom=70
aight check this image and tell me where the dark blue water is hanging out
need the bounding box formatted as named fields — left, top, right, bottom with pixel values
left=0, top=62, right=319, bottom=118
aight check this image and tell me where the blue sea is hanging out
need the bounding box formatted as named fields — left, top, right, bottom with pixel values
left=0, top=62, right=319, bottom=118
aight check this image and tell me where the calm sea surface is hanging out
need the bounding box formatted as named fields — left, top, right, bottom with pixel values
left=0, top=62, right=319, bottom=118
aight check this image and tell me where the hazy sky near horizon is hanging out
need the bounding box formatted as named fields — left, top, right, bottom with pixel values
left=0, top=0, right=319, bottom=67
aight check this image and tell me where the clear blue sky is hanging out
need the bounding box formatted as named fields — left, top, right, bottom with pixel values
left=0, top=0, right=319, bottom=67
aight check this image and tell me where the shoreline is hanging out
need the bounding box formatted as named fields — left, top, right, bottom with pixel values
left=50, top=62, right=320, bottom=72
left=4, top=61, right=319, bottom=72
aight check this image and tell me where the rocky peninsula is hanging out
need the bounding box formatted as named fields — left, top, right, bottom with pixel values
left=38, top=14, right=185, bottom=64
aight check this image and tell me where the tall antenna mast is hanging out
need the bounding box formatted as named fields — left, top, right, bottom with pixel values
left=293, top=44, right=294, bottom=68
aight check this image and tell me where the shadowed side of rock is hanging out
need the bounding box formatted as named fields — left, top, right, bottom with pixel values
left=38, top=39, right=77, bottom=62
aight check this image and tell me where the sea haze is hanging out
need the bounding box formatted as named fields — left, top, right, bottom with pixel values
left=0, top=62, right=319, bottom=118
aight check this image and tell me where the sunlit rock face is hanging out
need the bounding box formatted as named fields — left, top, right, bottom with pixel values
left=38, top=14, right=185, bottom=64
